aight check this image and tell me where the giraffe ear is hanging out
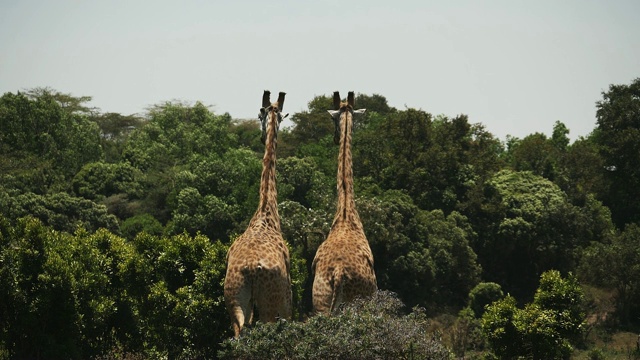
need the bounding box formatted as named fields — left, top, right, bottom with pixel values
left=327, top=110, right=340, bottom=118
left=353, top=109, right=366, bottom=116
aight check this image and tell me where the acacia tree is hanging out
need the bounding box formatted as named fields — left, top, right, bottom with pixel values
left=93, top=112, right=145, bottom=162
left=24, top=87, right=97, bottom=115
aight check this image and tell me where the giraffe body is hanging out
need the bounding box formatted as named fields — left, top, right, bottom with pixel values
left=312, top=91, right=377, bottom=314
left=312, top=221, right=376, bottom=314
left=224, top=91, right=291, bottom=337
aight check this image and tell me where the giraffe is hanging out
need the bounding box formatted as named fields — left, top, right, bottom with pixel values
left=312, top=91, right=377, bottom=315
left=223, top=90, right=292, bottom=337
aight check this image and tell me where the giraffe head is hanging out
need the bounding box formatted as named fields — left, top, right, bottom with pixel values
left=327, top=91, right=366, bottom=145
left=259, top=90, right=288, bottom=144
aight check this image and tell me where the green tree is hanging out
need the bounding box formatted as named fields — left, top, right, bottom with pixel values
left=122, top=101, right=233, bottom=171
left=353, top=93, right=396, bottom=115
left=0, top=190, right=119, bottom=234
left=72, top=161, right=143, bottom=201
left=277, top=156, right=333, bottom=209
left=557, top=134, right=607, bottom=206
left=69, top=228, right=139, bottom=357
left=165, top=148, right=262, bottom=240
left=0, top=216, right=80, bottom=358
left=119, top=101, right=237, bottom=224
left=277, top=94, right=333, bottom=159
left=532, top=270, right=585, bottom=342
left=0, top=151, right=62, bottom=194
left=354, top=109, right=501, bottom=214
left=24, top=87, right=97, bottom=115
left=279, top=200, right=332, bottom=314
left=468, top=170, right=595, bottom=300
left=552, top=120, right=570, bottom=151
left=594, top=78, right=640, bottom=226
left=166, top=187, right=236, bottom=241
left=0, top=90, right=103, bottom=180
left=93, top=112, right=145, bottom=162
left=482, top=295, right=522, bottom=359
left=507, top=132, right=558, bottom=180
left=229, top=118, right=263, bottom=153
left=468, top=282, right=504, bottom=317
left=0, top=215, right=231, bottom=359
left=358, top=190, right=481, bottom=309
left=120, top=213, right=164, bottom=239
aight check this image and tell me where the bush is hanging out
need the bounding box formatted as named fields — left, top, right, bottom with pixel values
left=481, top=271, right=586, bottom=359
left=218, top=291, right=453, bottom=360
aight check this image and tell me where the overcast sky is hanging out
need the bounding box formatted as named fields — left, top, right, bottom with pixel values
left=1, top=0, right=638, bottom=141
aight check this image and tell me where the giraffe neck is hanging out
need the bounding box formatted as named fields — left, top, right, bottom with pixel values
left=333, top=110, right=361, bottom=228
left=253, top=110, right=280, bottom=231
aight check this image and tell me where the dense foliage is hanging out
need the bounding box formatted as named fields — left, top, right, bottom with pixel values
left=0, top=215, right=228, bottom=359
left=481, top=270, right=585, bottom=359
left=218, top=291, right=452, bottom=360
left=1, top=79, right=639, bottom=358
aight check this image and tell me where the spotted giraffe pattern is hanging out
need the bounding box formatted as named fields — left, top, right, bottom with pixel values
left=312, top=91, right=377, bottom=314
left=224, top=91, right=291, bottom=337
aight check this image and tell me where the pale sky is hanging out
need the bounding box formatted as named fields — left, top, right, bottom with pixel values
left=1, top=0, right=638, bottom=142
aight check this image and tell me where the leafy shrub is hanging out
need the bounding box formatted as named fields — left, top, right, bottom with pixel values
left=218, top=291, right=453, bottom=360
left=481, top=270, right=585, bottom=359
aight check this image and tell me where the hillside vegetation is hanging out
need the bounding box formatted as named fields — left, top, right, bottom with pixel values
left=1, top=79, right=640, bottom=359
